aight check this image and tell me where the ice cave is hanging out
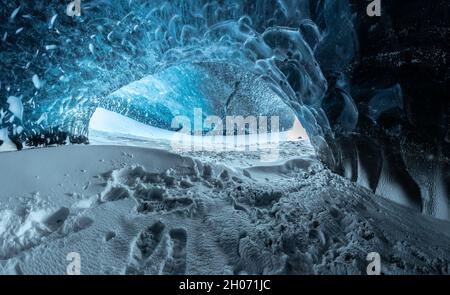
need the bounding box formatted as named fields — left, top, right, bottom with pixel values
left=0, top=0, right=449, bottom=275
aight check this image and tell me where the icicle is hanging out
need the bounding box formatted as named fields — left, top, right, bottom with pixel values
left=49, top=14, right=58, bottom=29
left=10, top=6, right=21, bottom=22
left=32, top=74, right=42, bottom=89
left=89, top=43, right=95, bottom=54
left=45, top=45, right=57, bottom=50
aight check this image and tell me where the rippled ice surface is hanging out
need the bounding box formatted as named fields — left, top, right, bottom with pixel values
left=1, top=0, right=357, bottom=158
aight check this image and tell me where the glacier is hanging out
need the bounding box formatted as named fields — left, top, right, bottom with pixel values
left=1, top=0, right=449, bottom=221
left=1, top=0, right=351, bottom=149
left=1, top=0, right=450, bottom=275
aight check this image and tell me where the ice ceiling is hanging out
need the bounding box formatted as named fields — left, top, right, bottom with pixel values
left=0, top=0, right=356, bottom=157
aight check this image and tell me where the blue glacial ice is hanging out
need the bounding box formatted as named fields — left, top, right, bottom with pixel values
left=0, top=0, right=357, bottom=158
left=99, top=62, right=298, bottom=133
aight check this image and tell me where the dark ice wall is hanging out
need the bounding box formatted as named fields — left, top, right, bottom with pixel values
left=323, top=0, right=450, bottom=219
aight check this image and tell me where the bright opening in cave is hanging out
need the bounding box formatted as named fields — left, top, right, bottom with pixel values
left=88, top=62, right=310, bottom=157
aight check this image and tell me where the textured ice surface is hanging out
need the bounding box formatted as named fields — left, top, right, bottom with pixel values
left=100, top=62, right=298, bottom=132
left=368, top=84, right=404, bottom=122
left=0, top=0, right=354, bottom=151
left=6, top=96, right=23, bottom=121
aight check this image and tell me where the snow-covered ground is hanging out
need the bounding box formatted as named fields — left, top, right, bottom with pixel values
left=0, top=135, right=449, bottom=275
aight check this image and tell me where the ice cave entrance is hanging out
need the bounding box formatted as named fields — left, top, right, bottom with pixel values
left=88, top=62, right=309, bottom=154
